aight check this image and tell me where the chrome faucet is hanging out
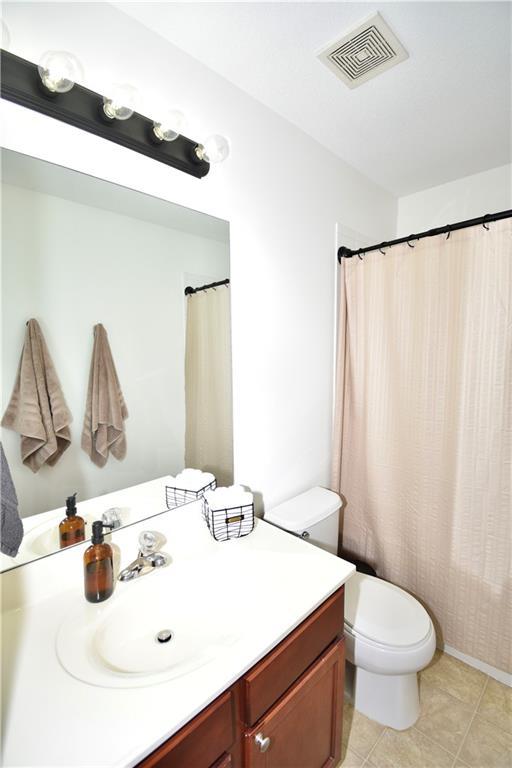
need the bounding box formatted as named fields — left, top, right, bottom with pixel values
left=118, top=531, right=169, bottom=582
left=102, top=507, right=123, bottom=530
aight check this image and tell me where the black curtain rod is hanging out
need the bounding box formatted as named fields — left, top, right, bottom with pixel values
left=337, top=209, right=512, bottom=262
left=184, top=278, right=230, bottom=295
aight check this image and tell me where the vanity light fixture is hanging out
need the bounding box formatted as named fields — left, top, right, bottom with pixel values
left=37, top=50, right=84, bottom=94
left=102, top=83, right=139, bottom=121
left=0, top=50, right=212, bottom=179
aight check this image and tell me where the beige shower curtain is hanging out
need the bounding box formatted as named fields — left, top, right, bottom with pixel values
left=185, top=285, right=233, bottom=486
left=332, top=218, right=511, bottom=673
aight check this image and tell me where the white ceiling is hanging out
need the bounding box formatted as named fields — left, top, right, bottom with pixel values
left=117, top=1, right=512, bottom=197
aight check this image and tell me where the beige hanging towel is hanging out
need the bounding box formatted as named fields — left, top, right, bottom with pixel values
left=81, top=323, right=128, bottom=467
left=1, top=319, right=72, bottom=473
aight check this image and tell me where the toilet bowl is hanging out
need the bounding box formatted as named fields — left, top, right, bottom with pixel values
left=344, top=571, right=435, bottom=729
left=265, top=487, right=436, bottom=731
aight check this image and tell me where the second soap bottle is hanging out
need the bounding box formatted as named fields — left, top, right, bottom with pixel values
left=83, top=521, right=114, bottom=603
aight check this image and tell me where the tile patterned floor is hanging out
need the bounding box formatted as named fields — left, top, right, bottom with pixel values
left=339, top=651, right=512, bottom=768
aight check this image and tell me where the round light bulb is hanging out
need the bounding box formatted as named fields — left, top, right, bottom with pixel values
left=37, top=50, right=83, bottom=94
left=196, top=134, right=230, bottom=164
left=153, top=110, right=186, bottom=142
left=103, top=84, right=139, bottom=121
left=1, top=20, right=11, bottom=50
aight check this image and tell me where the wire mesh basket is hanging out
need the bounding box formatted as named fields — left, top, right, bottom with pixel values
left=203, top=499, right=255, bottom=542
left=165, top=479, right=217, bottom=509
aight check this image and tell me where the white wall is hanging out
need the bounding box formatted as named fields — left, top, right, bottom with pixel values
left=397, top=163, right=512, bottom=235
left=0, top=2, right=397, bottom=514
left=2, top=181, right=229, bottom=517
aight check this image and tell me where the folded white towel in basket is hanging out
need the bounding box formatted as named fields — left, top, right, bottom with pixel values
left=205, top=485, right=253, bottom=511
left=173, top=468, right=216, bottom=492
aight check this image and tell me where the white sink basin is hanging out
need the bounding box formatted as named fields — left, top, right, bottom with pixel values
left=56, top=546, right=318, bottom=689
left=56, top=561, right=240, bottom=688
left=94, top=588, right=236, bottom=677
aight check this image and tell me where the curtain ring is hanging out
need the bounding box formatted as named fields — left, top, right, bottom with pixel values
left=482, top=221, right=490, bottom=230
left=357, top=253, right=363, bottom=260
left=407, top=240, right=415, bottom=248
left=446, top=230, right=451, bottom=240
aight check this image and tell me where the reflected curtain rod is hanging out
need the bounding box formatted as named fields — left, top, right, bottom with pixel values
left=184, top=278, right=230, bottom=295
left=337, top=209, right=512, bottom=262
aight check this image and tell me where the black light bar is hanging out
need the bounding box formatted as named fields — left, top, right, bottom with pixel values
left=0, top=50, right=210, bottom=180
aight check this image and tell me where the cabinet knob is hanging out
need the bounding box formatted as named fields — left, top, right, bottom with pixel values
left=254, top=732, right=271, bottom=753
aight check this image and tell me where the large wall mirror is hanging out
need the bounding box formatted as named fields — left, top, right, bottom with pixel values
left=1, top=148, right=232, bottom=572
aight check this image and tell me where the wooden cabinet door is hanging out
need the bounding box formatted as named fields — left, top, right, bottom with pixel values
left=244, top=640, right=344, bottom=768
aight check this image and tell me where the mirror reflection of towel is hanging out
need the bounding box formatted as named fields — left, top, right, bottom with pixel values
left=1, top=319, right=72, bottom=472
left=81, top=323, right=128, bottom=468
left=0, top=443, right=23, bottom=557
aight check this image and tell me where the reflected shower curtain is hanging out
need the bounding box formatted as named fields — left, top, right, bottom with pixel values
left=332, top=218, right=511, bottom=673
left=185, top=285, right=233, bottom=486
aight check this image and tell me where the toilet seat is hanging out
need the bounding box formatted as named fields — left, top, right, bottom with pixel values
left=344, top=572, right=432, bottom=648
left=343, top=573, right=436, bottom=676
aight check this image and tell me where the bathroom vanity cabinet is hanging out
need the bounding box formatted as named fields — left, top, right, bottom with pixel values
left=137, top=587, right=345, bottom=768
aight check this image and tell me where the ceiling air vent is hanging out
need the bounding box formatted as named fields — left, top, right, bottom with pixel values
left=317, top=12, right=408, bottom=89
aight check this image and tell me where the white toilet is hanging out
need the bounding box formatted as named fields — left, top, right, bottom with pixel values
left=265, top=486, right=436, bottom=731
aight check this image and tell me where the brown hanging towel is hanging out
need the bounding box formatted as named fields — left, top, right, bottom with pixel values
left=1, top=319, right=72, bottom=472
left=81, top=323, right=128, bottom=467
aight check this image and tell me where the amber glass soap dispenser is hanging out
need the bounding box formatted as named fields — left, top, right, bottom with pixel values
left=59, top=493, right=86, bottom=549
left=83, top=521, right=114, bottom=603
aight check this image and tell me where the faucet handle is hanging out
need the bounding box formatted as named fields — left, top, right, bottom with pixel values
left=138, top=530, right=158, bottom=556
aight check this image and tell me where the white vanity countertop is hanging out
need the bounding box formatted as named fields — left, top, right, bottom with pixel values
left=1, top=501, right=355, bottom=768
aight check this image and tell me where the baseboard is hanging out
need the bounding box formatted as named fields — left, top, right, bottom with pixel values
left=442, top=644, right=511, bottom=687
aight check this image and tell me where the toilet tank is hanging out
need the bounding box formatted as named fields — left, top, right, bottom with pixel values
left=264, top=487, right=341, bottom=555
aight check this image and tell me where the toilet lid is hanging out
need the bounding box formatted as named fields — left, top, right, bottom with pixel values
left=344, top=572, right=432, bottom=648
left=265, top=487, right=341, bottom=531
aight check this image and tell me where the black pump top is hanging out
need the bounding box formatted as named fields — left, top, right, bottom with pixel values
left=91, top=521, right=105, bottom=545
left=66, top=492, right=78, bottom=517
